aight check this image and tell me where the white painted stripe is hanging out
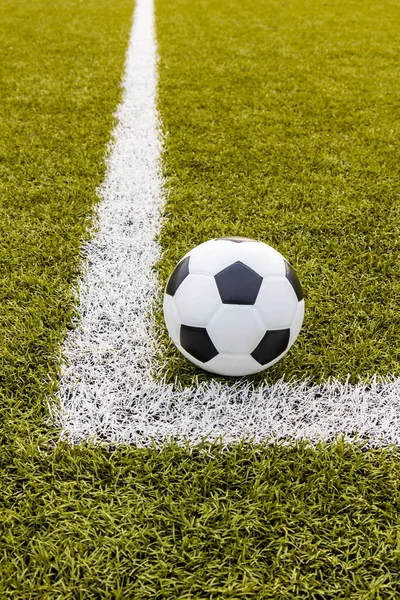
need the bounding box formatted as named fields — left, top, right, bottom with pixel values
left=54, top=0, right=400, bottom=448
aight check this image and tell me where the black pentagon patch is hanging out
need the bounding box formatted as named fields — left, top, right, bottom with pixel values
left=251, top=329, right=290, bottom=365
left=180, top=325, right=218, bottom=363
left=216, top=236, right=256, bottom=243
left=284, top=261, right=304, bottom=301
left=215, top=261, right=262, bottom=305
left=166, top=256, right=190, bottom=297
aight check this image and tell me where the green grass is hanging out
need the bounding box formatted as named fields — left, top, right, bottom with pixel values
left=1, top=0, right=400, bottom=596
left=155, top=0, right=400, bottom=386
left=2, top=440, right=400, bottom=598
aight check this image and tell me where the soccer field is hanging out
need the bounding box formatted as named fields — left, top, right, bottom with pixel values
left=1, top=0, right=400, bottom=596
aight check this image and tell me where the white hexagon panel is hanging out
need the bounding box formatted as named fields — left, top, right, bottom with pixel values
left=255, top=276, right=298, bottom=330
left=201, top=353, right=263, bottom=377
left=207, top=305, right=265, bottom=354
left=230, top=238, right=286, bottom=279
left=186, top=239, right=240, bottom=275
left=174, top=274, right=221, bottom=327
left=163, top=294, right=180, bottom=346
left=289, top=300, right=305, bottom=346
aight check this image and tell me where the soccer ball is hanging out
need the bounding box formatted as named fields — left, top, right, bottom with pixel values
left=163, top=237, right=304, bottom=376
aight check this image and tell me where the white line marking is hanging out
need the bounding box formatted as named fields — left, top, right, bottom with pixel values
left=54, top=0, right=400, bottom=448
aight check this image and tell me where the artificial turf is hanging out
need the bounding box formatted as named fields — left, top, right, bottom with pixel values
left=1, top=0, right=400, bottom=596
left=154, top=0, right=400, bottom=387
left=2, top=440, right=400, bottom=598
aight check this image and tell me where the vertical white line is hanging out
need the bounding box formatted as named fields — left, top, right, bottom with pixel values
left=54, top=0, right=400, bottom=448
left=56, top=0, right=164, bottom=441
